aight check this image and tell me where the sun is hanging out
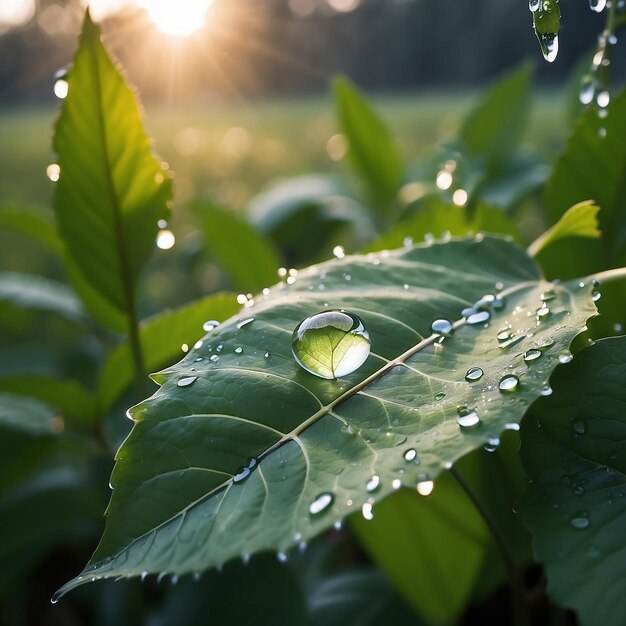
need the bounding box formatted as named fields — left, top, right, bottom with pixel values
left=137, top=0, right=214, bottom=37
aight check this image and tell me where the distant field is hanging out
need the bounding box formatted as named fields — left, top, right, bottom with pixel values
left=0, top=91, right=568, bottom=211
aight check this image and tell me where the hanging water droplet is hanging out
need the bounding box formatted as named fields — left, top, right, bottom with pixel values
left=54, top=68, right=69, bottom=99
left=141, top=571, right=149, bottom=582
left=431, top=318, right=454, bottom=336
left=559, top=354, right=573, bottom=364
left=484, top=435, right=500, bottom=453
left=404, top=448, right=417, bottom=462
left=309, top=492, right=334, bottom=516
left=596, top=89, right=610, bottom=108
left=457, top=407, right=481, bottom=429
left=569, top=512, right=590, bottom=530
left=361, top=501, right=374, bottom=520
left=465, top=367, right=484, bottom=382
left=579, top=75, right=596, bottom=105
left=366, top=475, right=381, bottom=493
left=538, top=33, right=559, bottom=63
left=524, top=349, right=542, bottom=363
left=540, top=385, right=553, bottom=397
left=592, top=290, right=602, bottom=302
left=589, top=0, right=607, bottom=11
left=292, top=310, right=370, bottom=379
left=417, top=480, right=434, bottom=496
left=505, top=422, right=521, bottom=431
left=499, top=375, right=520, bottom=392
left=46, top=163, right=61, bottom=182
left=177, top=376, right=197, bottom=387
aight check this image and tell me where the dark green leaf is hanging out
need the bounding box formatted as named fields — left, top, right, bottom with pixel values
left=98, top=293, right=239, bottom=413
left=0, top=272, right=88, bottom=326
left=520, top=337, right=626, bottom=626
left=544, top=88, right=626, bottom=276
left=192, top=202, right=282, bottom=293
left=334, top=78, right=404, bottom=217
left=0, top=393, right=64, bottom=435
left=0, top=375, right=97, bottom=425
left=0, top=206, right=61, bottom=254
left=460, top=65, right=532, bottom=166
left=529, top=201, right=600, bottom=258
left=56, top=236, right=596, bottom=598
left=53, top=11, right=172, bottom=316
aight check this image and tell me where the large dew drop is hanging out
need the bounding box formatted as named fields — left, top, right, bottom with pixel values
left=292, top=310, right=370, bottom=379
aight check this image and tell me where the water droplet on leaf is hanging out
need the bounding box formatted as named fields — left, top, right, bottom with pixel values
left=292, top=310, right=370, bottom=379
left=465, top=367, right=484, bottom=382
left=499, top=375, right=520, bottom=392
left=309, top=492, right=334, bottom=516
left=431, top=318, right=454, bottom=336
left=177, top=376, right=197, bottom=387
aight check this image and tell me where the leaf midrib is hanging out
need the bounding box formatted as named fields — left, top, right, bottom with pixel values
left=88, top=27, right=135, bottom=316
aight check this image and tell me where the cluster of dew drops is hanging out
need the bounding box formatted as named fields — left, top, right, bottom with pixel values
left=530, top=0, right=624, bottom=141
left=166, top=239, right=605, bottom=564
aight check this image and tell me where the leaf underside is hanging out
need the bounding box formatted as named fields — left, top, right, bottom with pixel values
left=57, top=236, right=596, bottom=598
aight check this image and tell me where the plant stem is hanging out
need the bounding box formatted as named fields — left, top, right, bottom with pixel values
left=448, top=465, right=530, bottom=626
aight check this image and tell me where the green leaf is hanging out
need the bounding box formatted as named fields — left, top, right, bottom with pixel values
left=528, top=201, right=600, bottom=258
left=56, top=236, right=596, bottom=598
left=334, top=78, right=404, bottom=217
left=351, top=476, right=488, bottom=623
left=192, top=202, right=282, bottom=293
left=519, top=337, right=626, bottom=626
left=544, top=88, right=626, bottom=276
left=459, top=65, right=532, bottom=166
left=0, top=393, right=64, bottom=436
left=352, top=436, right=532, bottom=624
left=98, top=294, right=239, bottom=413
left=0, top=206, right=61, bottom=254
left=53, top=11, right=172, bottom=315
left=365, top=198, right=522, bottom=253
left=247, top=174, right=372, bottom=264
left=0, top=272, right=89, bottom=326
left=0, top=375, right=97, bottom=425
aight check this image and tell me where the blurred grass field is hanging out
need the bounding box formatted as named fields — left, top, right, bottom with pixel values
left=0, top=91, right=567, bottom=212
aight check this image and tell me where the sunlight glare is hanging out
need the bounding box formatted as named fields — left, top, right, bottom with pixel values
left=137, top=0, right=213, bottom=37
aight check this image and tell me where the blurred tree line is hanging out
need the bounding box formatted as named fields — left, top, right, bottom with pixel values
left=1, top=0, right=623, bottom=104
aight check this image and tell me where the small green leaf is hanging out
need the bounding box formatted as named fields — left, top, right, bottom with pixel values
left=0, top=375, right=97, bottom=425
left=334, top=78, right=404, bottom=218
left=98, top=293, right=239, bottom=412
left=528, top=201, right=600, bottom=258
left=192, top=202, right=282, bottom=293
left=0, top=272, right=88, bottom=326
left=0, top=393, right=64, bottom=436
left=0, top=206, right=61, bottom=254
left=460, top=65, right=532, bottom=166
left=53, top=11, right=172, bottom=318
left=520, top=337, right=626, bottom=626
left=56, top=236, right=597, bottom=598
